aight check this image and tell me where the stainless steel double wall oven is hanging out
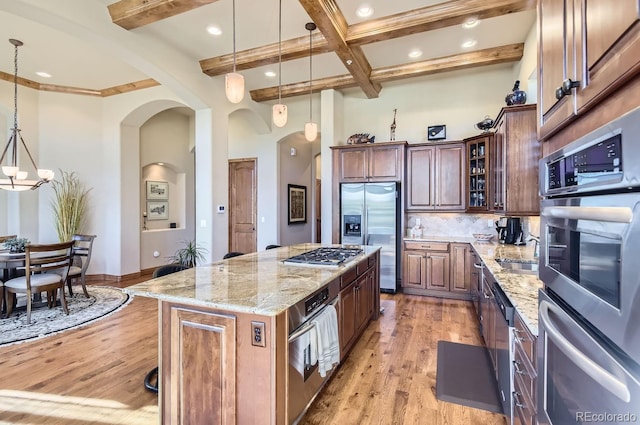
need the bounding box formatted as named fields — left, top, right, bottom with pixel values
left=537, top=108, right=640, bottom=424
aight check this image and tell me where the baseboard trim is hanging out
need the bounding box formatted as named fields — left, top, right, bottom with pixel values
left=85, top=269, right=154, bottom=283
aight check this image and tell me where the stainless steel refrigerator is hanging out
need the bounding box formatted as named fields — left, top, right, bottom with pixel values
left=340, top=182, right=400, bottom=293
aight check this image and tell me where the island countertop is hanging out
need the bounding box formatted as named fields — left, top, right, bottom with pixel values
left=124, top=243, right=381, bottom=316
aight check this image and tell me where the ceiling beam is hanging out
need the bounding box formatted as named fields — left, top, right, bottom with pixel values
left=299, top=0, right=381, bottom=98
left=108, top=0, right=220, bottom=30
left=249, top=43, right=524, bottom=102
left=200, top=0, right=534, bottom=78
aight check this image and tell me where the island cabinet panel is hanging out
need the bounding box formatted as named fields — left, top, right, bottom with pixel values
left=161, top=303, right=285, bottom=425
left=538, top=0, right=640, bottom=140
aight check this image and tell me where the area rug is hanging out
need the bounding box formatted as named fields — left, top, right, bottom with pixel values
left=0, top=286, right=131, bottom=347
left=435, top=340, right=503, bottom=414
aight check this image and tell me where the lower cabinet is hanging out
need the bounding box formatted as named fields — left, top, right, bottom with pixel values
left=402, top=241, right=470, bottom=299
left=512, top=310, right=537, bottom=425
left=338, top=255, right=377, bottom=359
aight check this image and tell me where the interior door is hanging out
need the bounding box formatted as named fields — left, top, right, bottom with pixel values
left=228, top=159, right=257, bottom=254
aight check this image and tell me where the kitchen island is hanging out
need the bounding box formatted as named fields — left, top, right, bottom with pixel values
left=125, top=243, right=381, bottom=425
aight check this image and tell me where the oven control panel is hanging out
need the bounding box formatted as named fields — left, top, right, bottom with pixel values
left=305, top=287, right=329, bottom=315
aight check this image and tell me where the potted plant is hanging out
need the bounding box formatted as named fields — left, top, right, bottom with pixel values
left=3, top=237, right=30, bottom=253
left=51, top=170, right=91, bottom=242
left=170, top=240, right=207, bottom=268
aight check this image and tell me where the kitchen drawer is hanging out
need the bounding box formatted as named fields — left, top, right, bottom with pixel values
left=356, top=258, right=370, bottom=276
left=514, top=310, right=537, bottom=369
left=340, top=267, right=358, bottom=289
left=404, top=241, right=449, bottom=251
left=513, top=338, right=537, bottom=405
left=513, top=371, right=537, bottom=425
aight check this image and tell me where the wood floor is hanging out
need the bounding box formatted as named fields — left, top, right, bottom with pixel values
left=0, top=277, right=505, bottom=425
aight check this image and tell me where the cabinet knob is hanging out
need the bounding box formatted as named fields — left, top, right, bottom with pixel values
left=556, top=78, right=580, bottom=99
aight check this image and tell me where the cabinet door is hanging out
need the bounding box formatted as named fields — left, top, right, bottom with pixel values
left=356, top=273, right=372, bottom=332
left=435, top=144, right=465, bottom=210
left=575, top=0, right=640, bottom=112
left=425, top=252, right=450, bottom=291
left=492, top=119, right=505, bottom=212
left=450, top=244, right=470, bottom=294
left=339, top=283, right=357, bottom=355
left=403, top=251, right=426, bottom=288
left=538, top=0, right=577, bottom=139
left=406, top=146, right=435, bottom=210
left=465, top=135, right=491, bottom=212
left=338, top=148, right=368, bottom=182
left=369, top=145, right=402, bottom=181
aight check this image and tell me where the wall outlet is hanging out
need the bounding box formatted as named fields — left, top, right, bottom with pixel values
left=416, top=218, right=421, bottom=226
left=251, top=321, right=266, bottom=347
left=488, top=219, right=494, bottom=228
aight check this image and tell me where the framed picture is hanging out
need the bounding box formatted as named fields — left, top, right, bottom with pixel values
left=427, top=125, right=446, bottom=141
left=147, top=201, right=169, bottom=220
left=146, top=180, right=168, bottom=200
left=288, top=184, right=307, bottom=224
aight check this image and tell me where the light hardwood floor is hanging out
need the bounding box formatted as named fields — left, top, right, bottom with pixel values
left=0, top=278, right=505, bottom=425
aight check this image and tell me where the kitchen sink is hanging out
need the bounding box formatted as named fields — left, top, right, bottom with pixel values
left=495, top=259, right=539, bottom=275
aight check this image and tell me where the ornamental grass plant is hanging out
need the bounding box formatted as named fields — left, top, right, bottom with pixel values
left=51, top=170, right=91, bottom=242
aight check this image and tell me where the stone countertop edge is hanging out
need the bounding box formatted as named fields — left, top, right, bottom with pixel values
left=404, top=236, right=542, bottom=336
left=124, top=243, right=381, bottom=317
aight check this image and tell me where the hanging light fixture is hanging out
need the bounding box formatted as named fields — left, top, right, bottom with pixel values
left=304, top=22, right=317, bottom=142
left=0, top=39, right=54, bottom=191
left=225, top=0, right=244, bottom=103
left=272, top=0, right=287, bottom=127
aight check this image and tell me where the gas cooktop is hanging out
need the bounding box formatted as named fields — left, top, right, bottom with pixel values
left=283, top=247, right=363, bottom=267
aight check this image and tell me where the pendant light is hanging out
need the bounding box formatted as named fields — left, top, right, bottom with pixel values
left=272, top=0, right=287, bottom=127
left=225, top=0, right=244, bottom=103
left=304, top=22, right=317, bottom=142
left=0, top=39, right=54, bottom=191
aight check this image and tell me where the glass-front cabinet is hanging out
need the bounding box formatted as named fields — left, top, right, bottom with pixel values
left=464, top=133, right=493, bottom=212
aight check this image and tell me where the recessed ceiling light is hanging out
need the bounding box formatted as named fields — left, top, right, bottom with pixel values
left=462, top=39, right=477, bottom=48
left=206, top=25, right=222, bottom=36
left=356, top=4, right=373, bottom=18
left=157, top=162, right=165, bottom=166
left=462, top=18, right=479, bottom=29
left=36, top=71, right=52, bottom=78
left=408, top=49, right=423, bottom=59
left=264, top=70, right=276, bottom=78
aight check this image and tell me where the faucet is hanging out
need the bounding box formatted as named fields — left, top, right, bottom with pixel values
left=526, top=234, right=540, bottom=258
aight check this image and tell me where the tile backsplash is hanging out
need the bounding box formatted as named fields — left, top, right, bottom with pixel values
left=406, top=213, right=540, bottom=239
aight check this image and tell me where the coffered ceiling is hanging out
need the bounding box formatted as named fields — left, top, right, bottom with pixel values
left=0, top=0, right=536, bottom=102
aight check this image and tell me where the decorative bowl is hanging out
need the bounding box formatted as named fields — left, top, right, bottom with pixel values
left=472, top=233, right=495, bottom=241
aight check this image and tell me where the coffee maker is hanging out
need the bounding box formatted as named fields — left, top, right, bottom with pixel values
left=495, top=217, right=524, bottom=245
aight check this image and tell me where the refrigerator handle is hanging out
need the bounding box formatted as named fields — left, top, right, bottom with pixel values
left=364, top=207, right=369, bottom=245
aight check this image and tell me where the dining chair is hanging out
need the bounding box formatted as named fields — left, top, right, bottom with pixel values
left=0, top=235, right=17, bottom=244
left=223, top=251, right=245, bottom=259
left=64, top=234, right=97, bottom=297
left=265, top=244, right=281, bottom=250
left=4, top=241, right=74, bottom=324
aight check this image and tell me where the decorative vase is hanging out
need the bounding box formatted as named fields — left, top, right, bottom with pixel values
left=505, top=80, right=527, bottom=106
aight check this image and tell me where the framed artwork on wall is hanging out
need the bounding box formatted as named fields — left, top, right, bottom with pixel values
left=147, top=201, right=169, bottom=220
left=146, top=180, right=168, bottom=200
left=288, top=184, right=307, bottom=224
left=427, top=125, right=446, bottom=141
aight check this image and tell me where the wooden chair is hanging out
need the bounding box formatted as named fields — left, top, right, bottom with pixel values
left=4, top=241, right=74, bottom=324
left=0, top=235, right=17, bottom=244
left=65, top=234, right=97, bottom=297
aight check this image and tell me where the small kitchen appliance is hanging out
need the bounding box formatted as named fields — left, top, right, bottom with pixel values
left=495, top=217, right=523, bottom=245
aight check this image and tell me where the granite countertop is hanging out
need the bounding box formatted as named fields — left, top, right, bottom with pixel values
left=124, top=243, right=381, bottom=316
left=404, top=236, right=542, bottom=336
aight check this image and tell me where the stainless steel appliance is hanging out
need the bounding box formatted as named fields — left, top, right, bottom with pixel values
left=538, top=107, right=640, bottom=424
left=481, top=266, right=514, bottom=421
left=287, top=278, right=340, bottom=424
left=495, top=217, right=524, bottom=245
left=283, top=247, right=363, bottom=267
left=340, top=182, right=400, bottom=293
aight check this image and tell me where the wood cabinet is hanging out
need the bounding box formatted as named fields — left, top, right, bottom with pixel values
left=464, top=134, right=492, bottom=212
left=406, top=143, right=465, bottom=211
left=512, top=310, right=537, bottom=425
left=332, top=141, right=406, bottom=183
left=492, top=104, right=540, bottom=216
left=338, top=254, right=378, bottom=359
left=538, top=0, right=640, bottom=140
left=402, top=241, right=470, bottom=299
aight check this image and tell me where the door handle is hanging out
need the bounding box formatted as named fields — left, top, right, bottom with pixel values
left=542, top=206, right=632, bottom=223
left=539, top=300, right=631, bottom=402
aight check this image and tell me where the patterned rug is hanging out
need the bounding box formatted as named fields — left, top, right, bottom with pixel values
left=0, top=286, right=131, bottom=346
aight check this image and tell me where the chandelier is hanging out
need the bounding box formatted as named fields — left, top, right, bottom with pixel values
left=0, top=39, right=54, bottom=191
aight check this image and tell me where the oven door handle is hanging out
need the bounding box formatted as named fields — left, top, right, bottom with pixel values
left=542, top=206, right=632, bottom=223
left=288, top=297, right=339, bottom=343
left=539, top=300, right=631, bottom=403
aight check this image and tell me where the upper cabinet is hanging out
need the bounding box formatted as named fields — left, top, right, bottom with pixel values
left=332, top=142, right=407, bottom=183
left=464, top=133, right=493, bottom=213
left=406, top=143, right=465, bottom=211
left=492, top=105, right=540, bottom=216
left=538, top=0, right=640, bottom=140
